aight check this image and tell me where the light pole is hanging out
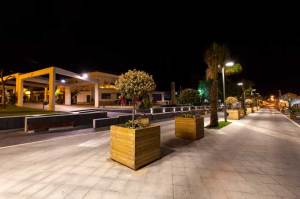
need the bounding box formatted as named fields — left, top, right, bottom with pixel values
left=251, top=89, right=257, bottom=107
left=237, top=82, right=245, bottom=112
left=221, top=61, right=234, bottom=122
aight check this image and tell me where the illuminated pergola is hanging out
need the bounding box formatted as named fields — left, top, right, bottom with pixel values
left=2, top=67, right=99, bottom=111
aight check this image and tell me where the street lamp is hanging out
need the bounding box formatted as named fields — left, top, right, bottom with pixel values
left=237, top=82, right=246, bottom=111
left=221, top=61, right=235, bottom=122
left=251, top=89, right=257, bottom=107
left=82, top=73, right=88, bottom=79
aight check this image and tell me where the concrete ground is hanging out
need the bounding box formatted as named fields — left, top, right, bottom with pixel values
left=0, top=109, right=300, bottom=199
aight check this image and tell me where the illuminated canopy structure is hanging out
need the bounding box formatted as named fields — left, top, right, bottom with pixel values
left=1, top=67, right=99, bottom=111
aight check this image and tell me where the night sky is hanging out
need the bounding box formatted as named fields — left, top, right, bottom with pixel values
left=1, top=2, right=299, bottom=96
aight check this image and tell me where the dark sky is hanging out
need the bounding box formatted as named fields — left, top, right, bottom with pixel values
left=1, top=2, right=299, bottom=96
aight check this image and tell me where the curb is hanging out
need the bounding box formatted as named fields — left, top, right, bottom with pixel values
left=281, top=113, right=300, bottom=128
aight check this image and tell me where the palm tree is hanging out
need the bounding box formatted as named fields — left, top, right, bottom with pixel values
left=205, top=43, right=229, bottom=127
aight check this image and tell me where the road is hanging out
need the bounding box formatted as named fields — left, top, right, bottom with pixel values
left=0, top=108, right=299, bottom=198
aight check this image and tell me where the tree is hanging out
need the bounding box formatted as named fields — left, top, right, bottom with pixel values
left=224, top=63, right=242, bottom=76
left=245, top=98, right=253, bottom=107
left=115, top=69, right=156, bottom=124
left=205, top=43, right=229, bottom=127
left=0, top=69, right=14, bottom=108
left=198, top=80, right=210, bottom=103
left=241, top=80, right=255, bottom=98
left=170, top=82, right=176, bottom=105
left=178, top=88, right=201, bottom=105
left=225, top=96, right=238, bottom=109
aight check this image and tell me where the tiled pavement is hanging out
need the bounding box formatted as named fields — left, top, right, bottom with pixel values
left=0, top=109, right=300, bottom=199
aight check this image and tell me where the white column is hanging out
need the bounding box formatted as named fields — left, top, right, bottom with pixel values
left=44, top=87, right=48, bottom=101
left=94, top=83, right=99, bottom=108
left=161, top=92, right=165, bottom=102
left=65, top=86, right=71, bottom=105
left=150, top=108, right=154, bottom=114
left=16, top=78, right=23, bottom=107
left=48, top=67, right=56, bottom=111
left=162, top=107, right=166, bottom=113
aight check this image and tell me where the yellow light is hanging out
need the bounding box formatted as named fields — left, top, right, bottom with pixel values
left=99, top=84, right=116, bottom=89
left=25, top=90, right=31, bottom=95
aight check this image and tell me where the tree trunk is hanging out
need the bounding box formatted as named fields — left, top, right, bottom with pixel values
left=132, top=97, right=136, bottom=127
left=2, top=83, right=6, bottom=109
left=210, top=79, right=219, bottom=127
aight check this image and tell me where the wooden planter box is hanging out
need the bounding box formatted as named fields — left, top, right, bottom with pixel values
left=110, top=125, right=160, bottom=170
left=246, top=107, right=253, bottom=114
left=239, top=109, right=246, bottom=118
left=227, top=109, right=241, bottom=120
left=175, top=116, right=204, bottom=140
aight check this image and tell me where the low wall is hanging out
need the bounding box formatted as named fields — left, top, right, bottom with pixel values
left=93, top=110, right=203, bottom=129
left=26, top=111, right=107, bottom=132
left=0, top=116, right=25, bottom=130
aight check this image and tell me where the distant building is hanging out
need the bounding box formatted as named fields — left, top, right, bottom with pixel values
left=0, top=67, right=168, bottom=110
left=280, top=92, right=300, bottom=108
left=0, top=67, right=120, bottom=111
left=67, top=71, right=119, bottom=106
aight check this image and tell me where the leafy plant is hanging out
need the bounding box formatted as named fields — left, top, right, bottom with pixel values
left=124, top=118, right=150, bottom=129
left=198, top=80, right=210, bottom=102
left=290, top=107, right=300, bottom=114
left=0, top=69, right=14, bottom=108
left=225, top=96, right=238, bottom=109
left=115, top=69, right=156, bottom=126
left=179, top=113, right=199, bottom=118
left=8, top=93, right=17, bottom=105
left=245, top=98, right=253, bottom=105
left=225, top=63, right=242, bottom=75
left=139, top=95, right=152, bottom=109
left=178, top=89, right=201, bottom=105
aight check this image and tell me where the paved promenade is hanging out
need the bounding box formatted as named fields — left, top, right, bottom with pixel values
left=0, top=109, right=299, bottom=199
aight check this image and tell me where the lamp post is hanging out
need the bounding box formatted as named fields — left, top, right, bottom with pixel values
left=221, top=61, right=234, bottom=122
left=251, top=89, right=257, bottom=107
left=237, top=82, right=245, bottom=112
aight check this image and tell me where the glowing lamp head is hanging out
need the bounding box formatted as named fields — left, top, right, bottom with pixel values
left=61, top=79, right=66, bottom=83
left=237, top=82, right=243, bottom=86
left=82, top=73, right=88, bottom=79
left=225, top=61, right=234, bottom=67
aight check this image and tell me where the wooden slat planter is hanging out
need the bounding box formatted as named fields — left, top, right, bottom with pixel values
left=227, top=109, right=241, bottom=120
left=110, top=125, right=161, bottom=170
left=246, top=107, right=253, bottom=114
left=175, top=116, right=204, bottom=140
left=239, top=109, right=246, bottom=118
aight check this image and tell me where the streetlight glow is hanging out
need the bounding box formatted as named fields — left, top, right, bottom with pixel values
left=225, top=61, right=234, bottom=67
left=82, top=73, right=88, bottom=79
left=221, top=60, right=235, bottom=122
left=61, top=79, right=66, bottom=83
left=237, top=82, right=243, bottom=86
